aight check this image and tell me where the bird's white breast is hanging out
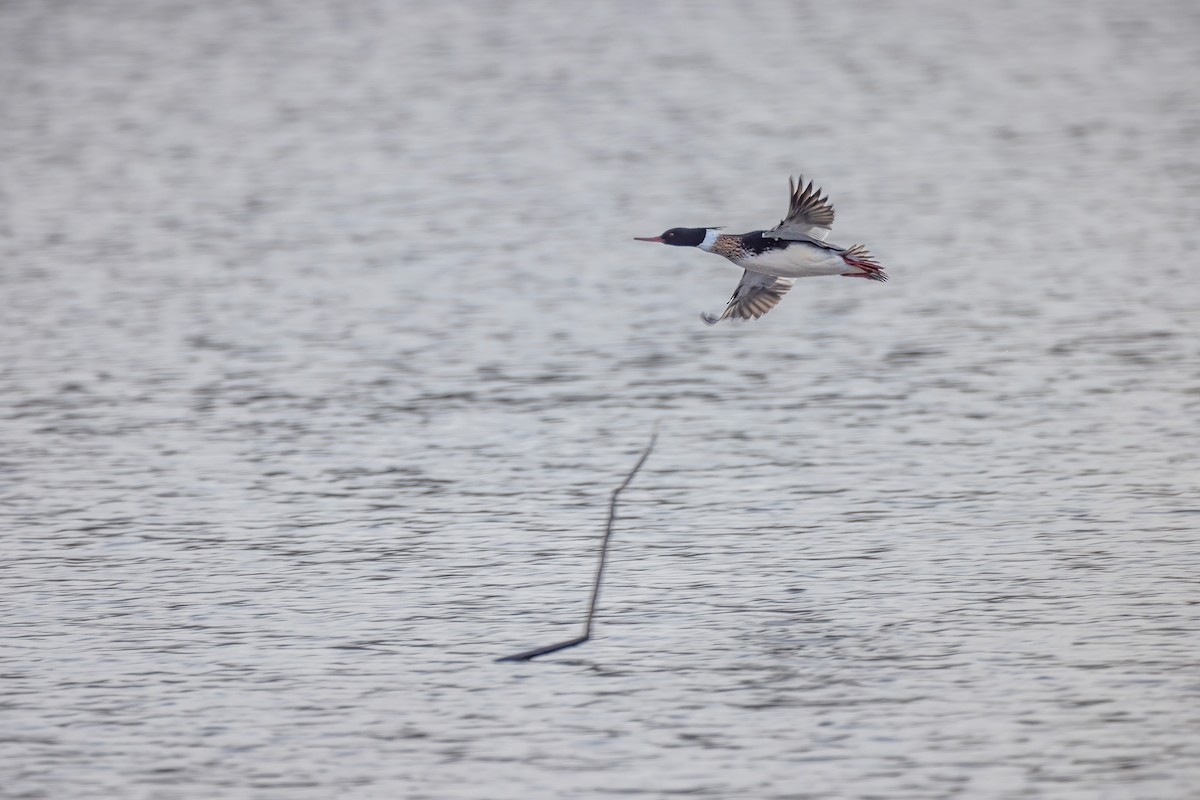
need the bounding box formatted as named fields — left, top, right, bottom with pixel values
left=740, top=243, right=846, bottom=278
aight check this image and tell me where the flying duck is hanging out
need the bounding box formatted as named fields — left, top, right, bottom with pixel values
left=635, top=177, right=887, bottom=324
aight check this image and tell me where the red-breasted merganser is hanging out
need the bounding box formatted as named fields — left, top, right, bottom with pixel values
left=635, top=177, right=887, bottom=324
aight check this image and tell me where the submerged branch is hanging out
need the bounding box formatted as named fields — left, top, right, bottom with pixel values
left=496, top=428, right=658, bottom=663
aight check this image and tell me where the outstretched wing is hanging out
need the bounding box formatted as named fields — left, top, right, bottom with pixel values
left=701, top=271, right=797, bottom=325
left=763, top=176, right=835, bottom=241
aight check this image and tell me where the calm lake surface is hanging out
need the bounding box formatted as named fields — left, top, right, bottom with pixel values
left=3, top=2, right=1199, bottom=798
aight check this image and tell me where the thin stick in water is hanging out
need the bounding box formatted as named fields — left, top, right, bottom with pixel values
left=496, top=429, right=658, bottom=663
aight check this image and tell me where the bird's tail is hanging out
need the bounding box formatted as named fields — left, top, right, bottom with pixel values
left=841, top=244, right=888, bottom=282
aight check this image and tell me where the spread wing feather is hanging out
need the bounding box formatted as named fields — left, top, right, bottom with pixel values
left=701, top=271, right=797, bottom=325
left=764, top=176, right=835, bottom=242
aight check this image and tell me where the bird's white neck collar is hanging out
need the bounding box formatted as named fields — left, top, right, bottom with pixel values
left=698, top=228, right=720, bottom=252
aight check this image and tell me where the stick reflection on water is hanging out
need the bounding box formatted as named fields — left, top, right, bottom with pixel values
left=496, top=429, right=658, bottom=663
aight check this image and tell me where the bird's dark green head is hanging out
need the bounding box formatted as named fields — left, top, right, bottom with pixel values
left=634, top=227, right=710, bottom=247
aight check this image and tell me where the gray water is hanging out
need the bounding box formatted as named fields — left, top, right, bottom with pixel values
left=3, top=2, right=1199, bottom=798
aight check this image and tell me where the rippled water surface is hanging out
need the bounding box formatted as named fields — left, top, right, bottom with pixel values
left=3, top=2, right=1199, bottom=798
